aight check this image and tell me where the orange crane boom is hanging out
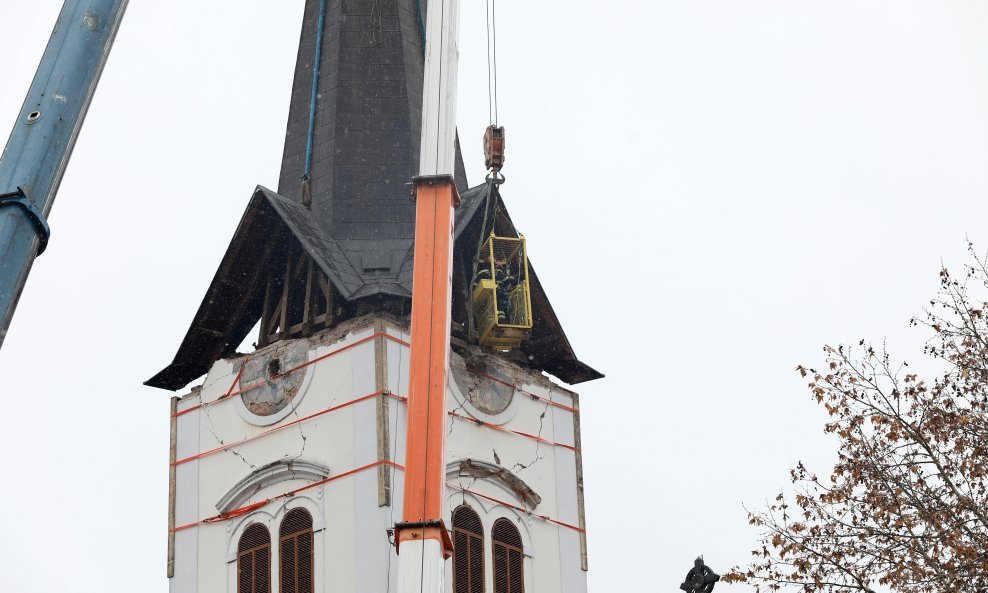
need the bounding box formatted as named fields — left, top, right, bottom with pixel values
left=397, top=176, right=459, bottom=558
left=395, top=0, right=461, bottom=591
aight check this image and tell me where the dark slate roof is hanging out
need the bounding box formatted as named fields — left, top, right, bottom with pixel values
left=147, top=183, right=600, bottom=390
left=275, top=0, right=468, bottom=296
left=145, top=0, right=600, bottom=390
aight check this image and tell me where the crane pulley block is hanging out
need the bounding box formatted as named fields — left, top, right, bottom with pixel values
left=483, top=125, right=505, bottom=172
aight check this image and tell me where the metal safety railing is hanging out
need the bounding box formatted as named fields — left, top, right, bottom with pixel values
left=471, top=234, right=532, bottom=351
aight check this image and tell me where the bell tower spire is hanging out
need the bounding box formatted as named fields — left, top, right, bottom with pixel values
left=277, top=0, right=467, bottom=252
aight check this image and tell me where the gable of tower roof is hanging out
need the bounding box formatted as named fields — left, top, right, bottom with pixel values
left=146, top=183, right=601, bottom=391
left=452, top=183, right=603, bottom=385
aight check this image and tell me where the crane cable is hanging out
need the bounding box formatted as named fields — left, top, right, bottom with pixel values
left=486, top=0, right=499, bottom=126
left=472, top=0, right=503, bottom=338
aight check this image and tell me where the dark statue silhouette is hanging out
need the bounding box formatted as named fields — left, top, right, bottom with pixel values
left=680, top=557, right=720, bottom=593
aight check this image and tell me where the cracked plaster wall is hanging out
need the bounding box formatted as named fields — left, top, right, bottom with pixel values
left=171, top=314, right=586, bottom=593
left=443, top=342, right=586, bottom=593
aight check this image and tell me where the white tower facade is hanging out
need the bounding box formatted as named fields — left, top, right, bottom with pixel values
left=168, top=314, right=588, bottom=592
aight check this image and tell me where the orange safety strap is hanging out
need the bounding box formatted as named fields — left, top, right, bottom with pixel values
left=277, top=331, right=409, bottom=376
left=172, top=391, right=407, bottom=466
left=171, top=331, right=410, bottom=418
left=447, top=484, right=586, bottom=534
left=173, top=358, right=247, bottom=418
left=447, top=411, right=579, bottom=452
left=176, top=395, right=574, bottom=467
left=169, top=334, right=574, bottom=419
left=172, top=459, right=405, bottom=532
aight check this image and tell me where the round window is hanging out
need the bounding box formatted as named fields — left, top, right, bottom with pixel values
left=239, top=342, right=308, bottom=417
left=451, top=361, right=514, bottom=415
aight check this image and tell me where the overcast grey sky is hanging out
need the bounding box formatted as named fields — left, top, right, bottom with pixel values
left=2, top=1, right=988, bottom=591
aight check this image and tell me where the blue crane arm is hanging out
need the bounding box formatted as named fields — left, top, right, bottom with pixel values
left=0, top=0, right=128, bottom=348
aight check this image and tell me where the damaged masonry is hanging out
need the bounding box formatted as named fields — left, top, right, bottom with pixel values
left=164, top=314, right=594, bottom=591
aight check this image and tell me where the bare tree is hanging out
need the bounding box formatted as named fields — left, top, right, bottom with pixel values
left=724, top=244, right=988, bottom=592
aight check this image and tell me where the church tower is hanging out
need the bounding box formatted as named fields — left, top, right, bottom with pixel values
left=147, top=2, right=601, bottom=592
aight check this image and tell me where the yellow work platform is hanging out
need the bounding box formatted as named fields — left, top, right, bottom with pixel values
left=471, top=234, right=533, bottom=351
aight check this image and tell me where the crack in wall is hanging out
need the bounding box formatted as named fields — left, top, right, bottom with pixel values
left=447, top=399, right=468, bottom=437
left=282, top=354, right=353, bottom=472
left=201, top=367, right=256, bottom=470
left=196, top=367, right=237, bottom=399
left=284, top=405, right=309, bottom=473
left=200, top=394, right=257, bottom=470
left=512, top=402, right=550, bottom=474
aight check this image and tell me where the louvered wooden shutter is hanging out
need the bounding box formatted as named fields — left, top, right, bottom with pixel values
left=452, top=505, right=485, bottom=593
left=238, top=524, right=271, bottom=593
left=492, top=519, right=524, bottom=593
left=280, top=508, right=314, bottom=593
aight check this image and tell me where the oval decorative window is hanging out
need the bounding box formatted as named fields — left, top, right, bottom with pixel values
left=239, top=341, right=310, bottom=419
left=451, top=362, right=514, bottom=416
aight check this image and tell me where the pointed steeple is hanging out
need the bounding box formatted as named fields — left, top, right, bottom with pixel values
left=278, top=0, right=467, bottom=293
left=145, top=0, right=600, bottom=391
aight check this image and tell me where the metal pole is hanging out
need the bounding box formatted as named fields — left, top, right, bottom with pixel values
left=0, top=0, right=128, bottom=348
left=395, top=0, right=461, bottom=592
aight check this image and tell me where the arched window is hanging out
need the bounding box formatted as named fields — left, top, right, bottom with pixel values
left=238, top=523, right=271, bottom=593
left=279, top=508, right=314, bottom=593
left=452, top=505, right=485, bottom=593
left=492, top=519, right=524, bottom=593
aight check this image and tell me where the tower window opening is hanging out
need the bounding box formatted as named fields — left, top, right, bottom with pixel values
left=492, top=519, right=524, bottom=593
left=452, top=505, right=485, bottom=593
left=280, top=508, right=314, bottom=593
left=237, top=523, right=271, bottom=593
